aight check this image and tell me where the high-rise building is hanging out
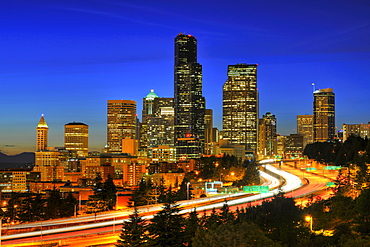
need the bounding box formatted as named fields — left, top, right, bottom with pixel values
left=107, top=100, right=137, bottom=153
left=64, top=122, right=89, bottom=157
left=36, top=114, right=48, bottom=151
left=141, top=90, right=174, bottom=155
left=342, top=122, right=370, bottom=141
left=223, top=64, right=258, bottom=157
left=142, top=89, right=160, bottom=122
left=174, top=33, right=205, bottom=159
left=147, top=108, right=175, bottom=148
left=204, top=109, right=213, bottom=155
left=258, top=112, right=276, bottom=158
left=313, top=88, right=335, bottom=142
left=297, top=115, right=314, bottom=148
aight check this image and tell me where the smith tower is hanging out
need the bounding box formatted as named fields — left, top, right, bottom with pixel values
left=174, top=33, right=205, bottom=159
left=36, top=114, right=48, bottom=151
left=223, top=64, right=258, bottom=157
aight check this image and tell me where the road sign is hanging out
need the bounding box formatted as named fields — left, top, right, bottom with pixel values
left=243, top=185, right=269, bottom=193
left=325, top=166, right=341, bottom=170
left=327, top=182, right=336, bottom=187
left=306, top=167, right=317, bottom=171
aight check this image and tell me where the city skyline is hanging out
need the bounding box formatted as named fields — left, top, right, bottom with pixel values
left=1, top=1, right=370, bottom=154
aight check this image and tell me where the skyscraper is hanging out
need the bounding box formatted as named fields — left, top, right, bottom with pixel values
left=174, top=33, right=205, bottom=159
left=107, top=100, right=137, bottom=153
left=297, top=114, right=314, bottom=148
left=313, top=88, right=335, bottom=142
left=223, top=64, right=258, bottom=157
left=64, top=122, right=89, bottom=157
left=204, top=109, right=214, bottom=155
left=342, top=122, right=370, bottom=141
left=258, top=112, right=276, bottom=158
left=141, top=90, right=174, bottom=153
left=36, top=114, right=48, bottom=151
left=142, top=89, right=160, bottom=122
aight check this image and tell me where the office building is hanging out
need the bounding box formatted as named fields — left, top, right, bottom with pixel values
left=297, top=115, right=314, bottom=148
left=107, top=100, right=137, bottom=153
left=204, top=109, right=213, bottom=155
left=34, top=149, right=64, bottom=181
left=141, top=90, right=174, bottom=151
left=142, top=89, right=160, bottom=122
left=36, top=114, right=48, bottom=151
left=64, top=122, right=89, bottom=157
left=285, top=134, right=304, bottom=158
left=174, top=33, right=205, bottom=159
left=342, top=122, right=370, bottom=141
left=258, top=112, right=276, bottom=158
left=223, top=64, right=258, bottom=157
left=313, top=88, right=335, bottom=142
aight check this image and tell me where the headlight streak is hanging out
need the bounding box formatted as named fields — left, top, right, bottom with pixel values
left=3, top=164, right=301, bottom=241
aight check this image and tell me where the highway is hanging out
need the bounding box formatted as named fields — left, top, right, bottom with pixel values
left=2, top=163, right=334, bottom=246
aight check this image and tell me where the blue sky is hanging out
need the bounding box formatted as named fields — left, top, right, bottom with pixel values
left=1, top=0, right=370, bottom=154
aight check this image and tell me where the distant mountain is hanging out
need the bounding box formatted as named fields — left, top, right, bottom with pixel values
left=0, top=152, right=35, bottom=169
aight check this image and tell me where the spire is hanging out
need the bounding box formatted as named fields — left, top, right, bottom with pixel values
left=145, top=89, right=159, bottom=100
left=37, top=114, right=48, bottom=128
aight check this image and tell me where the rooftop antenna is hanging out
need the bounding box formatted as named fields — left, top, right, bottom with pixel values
left=312, top=82, right=316, bottom=92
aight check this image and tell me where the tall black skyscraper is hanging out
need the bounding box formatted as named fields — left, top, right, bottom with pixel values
left=174, top=33, right=205, bottom=159
left=313, top=88, right=335, bottom=142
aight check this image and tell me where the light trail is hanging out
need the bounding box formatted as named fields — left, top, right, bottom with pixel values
left=2, top=165, right=295, bottom=242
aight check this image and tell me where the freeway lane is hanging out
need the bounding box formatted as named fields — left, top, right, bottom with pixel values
left=3, top=162, right=336, bottom=246
left=2, top=168, right=284, bottom=245
left=4, top=170, right=280, bottom=233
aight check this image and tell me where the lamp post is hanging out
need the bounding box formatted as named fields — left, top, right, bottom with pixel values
left=186, top=182, right=190, bottom=200
left=74, top=203, right=78, bottom=217
left=305, top=215, right=313, bottom=232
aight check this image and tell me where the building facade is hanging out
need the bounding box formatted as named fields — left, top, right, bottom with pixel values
left=342, top=122, right=370, bottom=141
left=297, top=114, right=314, bottom=148
left=36, top=114, right=48, bottom=151
left=204, top=109, right=214, bottom=155
left=64, top=122, right=89, bottom=157
left=107, top=100, right=137, bottom=153
left=258, top=112, right=277, bottom=158
left=174, top=33, right=205, bottom=159
left=223, top=64, right=258, bottom=157
left=313, top=88, right=335, bottom=142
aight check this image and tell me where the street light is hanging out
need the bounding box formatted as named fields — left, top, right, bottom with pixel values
left=186, top=182, right=190, bottom=200
left=305, top=215, right=313, bottom=232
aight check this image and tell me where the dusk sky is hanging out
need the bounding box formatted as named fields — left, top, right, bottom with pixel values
left=1, top=0, right=370, bottom=154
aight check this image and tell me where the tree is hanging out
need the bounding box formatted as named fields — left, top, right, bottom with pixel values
left=18, top=193, right=44, bottom=222
left=4, top=193, right=21, bottom=224
left=234, top=160, right=260, bottom=186
left=44, top=189, right=64, bottom=219
left=176, top=178, right=192, bottom=201
left=130, top=178, right=157, bottom=207
left=183, top=209, right=199, bottom=247
left=246, top=195, right=309, bottom=245
left=192, top=221, right=276, bottom=247
left=86, top=173, right=108, bottom=213
left=104, top=174, right=117, bottom=210
left=64, top=192, right=78, bottom=217
left=147, top=193, right=185, bottom=247
left=117, top=208, right=149, bottom=247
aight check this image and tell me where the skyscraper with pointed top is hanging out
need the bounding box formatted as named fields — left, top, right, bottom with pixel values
left=174, top=33, right=205, bottom=159
left=36, top=114, right=48, bottom=151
